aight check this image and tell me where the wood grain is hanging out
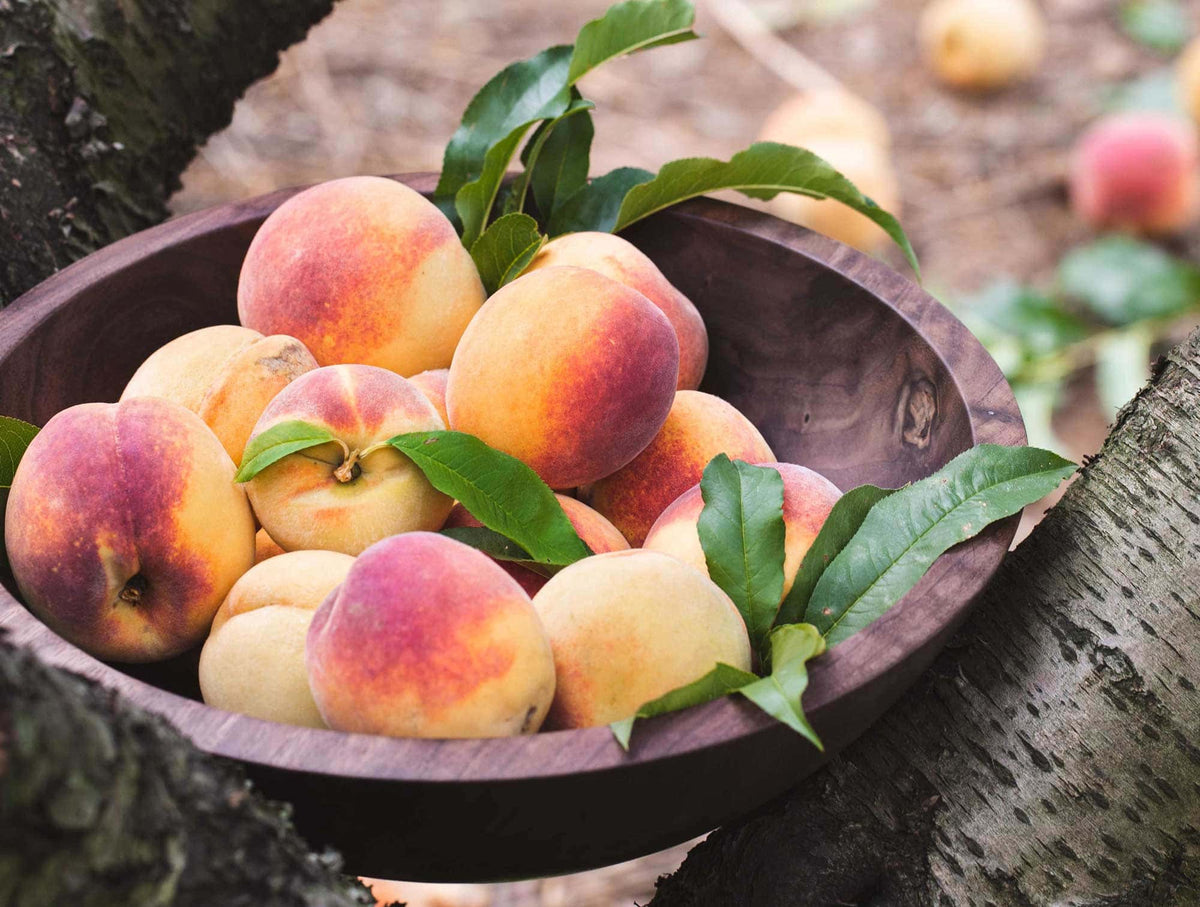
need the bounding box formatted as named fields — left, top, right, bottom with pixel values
left=0, top=174, right=1024, bottom=882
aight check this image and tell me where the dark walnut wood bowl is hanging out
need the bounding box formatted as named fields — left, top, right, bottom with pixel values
left=0, top=174, right=1024, bottom=882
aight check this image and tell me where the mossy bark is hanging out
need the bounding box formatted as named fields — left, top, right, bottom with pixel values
left=651, top=335, right=1200, bottom=905
left=0, top=0, right=334, bottom=304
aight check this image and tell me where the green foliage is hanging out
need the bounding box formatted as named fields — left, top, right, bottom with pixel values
left=1120, top=0, right=1190, bottom=54
left=388, top=431, right=591, bottom=567
left=0, top=416, right=38, bottom=489
left=1058, top=236, right=1200, bottom=325
left=234, top=420, right=335, bottom=483
left=470, top=213, right=547, bottom=295
left=439, top=526, right=555, bottom=578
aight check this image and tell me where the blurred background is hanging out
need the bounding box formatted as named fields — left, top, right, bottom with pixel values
left=173, top=0, right=1200, bottom=902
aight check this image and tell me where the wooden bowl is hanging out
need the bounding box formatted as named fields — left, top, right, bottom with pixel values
left=0, top=174, right=1024, bottom=882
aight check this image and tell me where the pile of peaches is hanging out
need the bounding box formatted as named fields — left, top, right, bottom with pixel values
left=5, top=176, right=841, bottom=739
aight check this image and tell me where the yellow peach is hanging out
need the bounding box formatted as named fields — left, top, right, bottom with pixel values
left=759, top=88, right=892, bottom=150
left=408, top=368, right=450, bottom=427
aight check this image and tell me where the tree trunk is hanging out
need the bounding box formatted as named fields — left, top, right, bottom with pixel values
left=651, top=338, right=1200, bottom=904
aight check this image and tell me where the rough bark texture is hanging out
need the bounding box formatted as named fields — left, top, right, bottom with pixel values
left=0, top=0, right=334, bottom=304
left=0, top=639, right=377, bottom=906
left=652, top=337, right=1200, bottom=905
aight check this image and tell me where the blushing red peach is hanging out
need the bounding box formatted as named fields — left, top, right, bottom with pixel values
left=1069, top=113, right=1200, bottom=235
left=199, top=550, right=355, bottom=727
left=4, top=398, right=256, bottom=662
left=443, top=494, right=629, bottom=595
left=121, top=324, right=318, bottom=462
left=408, top=368, right=450, bottom=427
left=238, top=176, right=486, bottom=376
left=525, top=233, right=708, bottom=390
left=244, top=364, right=452, bottom=556
left=643, top=461, right=841, bottom=603
left=532, top=550, right=752, bottom=729
left=583, top=391, right=775, bottom=547
left=306, top=532, right=556, bottom=738
left=446, top=266, right=679, bottom=489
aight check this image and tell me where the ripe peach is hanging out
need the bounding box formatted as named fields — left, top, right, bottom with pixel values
left=643, top=461, right=841, bottom=603
left=199, top=550, right=355, bottom=727
left=765, top=137, right=901, bottom=253
left=4, top=398, right=256, bottom=662
left=919, top=0, right=1046, bottom=91
left=254, top=528, right=287, bottom=564
left=1180, top=37, right=1200, bottom=127
left=306, top=532, right=556, bottom=738
left=244, top=364, right=453, bottom=556
left=121, top=325, right=318, bottom=462
left=583, top=391, right=775, bottom=547
left=759, top=88, right=892, bottom=150
left=238, top=176, right=486, bottom=377
left=443, top=494, right=629, bottom=595
left=446, top=266, right=679, bottom=489
left=1069, top=112, right=1200, bottom=235
left=408, top=367, right=450, bottom=427
left=525, top=233, right=708, bottom=390
left=532, top=550, right=751, bottom=729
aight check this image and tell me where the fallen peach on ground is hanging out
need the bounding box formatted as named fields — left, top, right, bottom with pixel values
left=532, top=550, right=751, bottom=729
left=643, top=461, right=841, bottom=603
left=760, top=88, right=892, bottom=150
left=121, top=324, right=319, bottom=462
left=525, top=232, right=708, bottom=390
left=199, top=549, right=354, bottom=727
left=238, top=176, right=485, bottom=376
left=307, top=532, right=556, bottom=738
left=245, top=364, right=452, bottom=556
left=443, top=494, right=629, bottom=595
left=584, top=390, right=775, bottom=547
left=919, top=0, right=1045, bottom=91
left=446, top=266, right=679, bottom=489
left=5, top=398, right=256, bottom=662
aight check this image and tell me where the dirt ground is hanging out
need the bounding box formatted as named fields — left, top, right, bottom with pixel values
left=172, top=1, right=1200, bottom=903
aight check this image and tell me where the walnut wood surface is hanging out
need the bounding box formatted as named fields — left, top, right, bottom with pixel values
left=0, top=174, right=1025, bottom=882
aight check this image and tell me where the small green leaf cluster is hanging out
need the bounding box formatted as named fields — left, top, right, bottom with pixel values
left=438, top=0, right=917, bottom=295
left=951, top=235, right=1200, bottom=452
left=612, top=445, right=1075, bottom=748
left=1119, top=0, right=1190, bottom=55
left=0, top=416, right=39, bottom=490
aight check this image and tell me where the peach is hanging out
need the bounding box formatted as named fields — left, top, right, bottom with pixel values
left=254, top=528, right=287, bottom=563
left=121, top=325, right=318, bottom=462
left=446, top=266, right=679, bottom=489
left=1069, top=112, right=1200, bottom=235
left=238, top=176, right=486, bottom=377
left=759, top=88, right=892, bottom=150
left=919, top=0, right=1045, bottom=91
left=443, top=494, right=629, bottom=595
left=532, top=550, right=751, bottom=729
left=583, top=391, right=775, bottom=547
left=4, top=398, right=256, bottom=662
left=1180, top=37, right=1200, bottom=128
left=306, top=532, right=556, bottom=738
left=765, top=137, right=901, bottom=253
left=643, top=461, right=841, bottom=604
left=408, top=368, right=450, bottom=427
left=525, top=233, right=708, bottom=390
left=244, top=364, right=453, bottom=556
left=199, top=550, right=355, bottom=727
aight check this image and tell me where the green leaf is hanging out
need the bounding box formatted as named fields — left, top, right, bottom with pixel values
left=549, top=166, right=655, bottom=235
left=697, top=455, right=788, bottom=655
left=611, top=142, right=919, bottom=277
left=775, top=484, right=894, bottom=627
left=509, top=94, right=595, bottom=218
left=1058, top=236, right=1200, bottom=325
left=0, top=416, right=39, bottom=489
left=609, top=661, right=757, bottom=749
left=470, top=213, right=547, bottom=295
left=1095, top=328, right=1153, bottom=417
left=963, top=280, right=1089, bottom=357
left=1120, top=0, right=1189, bottom=54
left=235, top=420, right=336, bottom=483
left=738, top=623, right=825, bottom=750
left=389, top=431, right=591, bottom=566
left=526, top=100, right=596, bottom=222
left=435, top=45, right=574, bottom=231
left=568, top=0, right=698, bottom=85
left=808, top=445, right=1077, bottom=646
left=439, top=526, right=557, bottom=578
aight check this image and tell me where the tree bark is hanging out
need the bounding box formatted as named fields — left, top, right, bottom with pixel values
left=651, top=337, right=1200, bottom=904
left=0, top=0, right=333, bottom=304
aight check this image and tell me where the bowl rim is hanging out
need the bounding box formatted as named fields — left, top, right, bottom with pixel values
left=0, top=173, right=1025, bottom=785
